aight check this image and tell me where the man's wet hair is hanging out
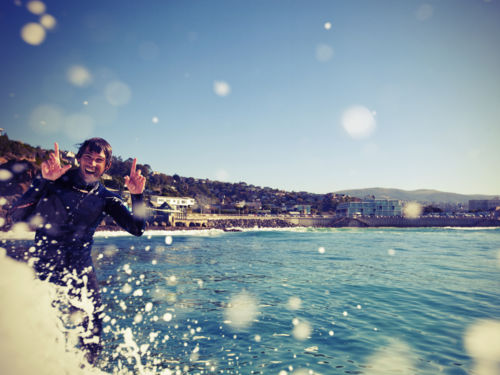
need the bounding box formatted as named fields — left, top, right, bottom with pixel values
left=76, top=138, right=112, bottom=168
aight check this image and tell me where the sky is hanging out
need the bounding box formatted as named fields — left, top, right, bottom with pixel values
left=0, top=0, right=499, bottom=196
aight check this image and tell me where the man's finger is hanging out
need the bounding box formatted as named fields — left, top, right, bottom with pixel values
left=130, top=158, right=137, bottom=176
left=54, top=142, right=59, bottom=159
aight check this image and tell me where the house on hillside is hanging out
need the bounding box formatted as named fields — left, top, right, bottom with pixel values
left=293, top=204, right=311, bottom=215
left=150, top=195, right=196, bottom=211
left=469, top=199, right=500, bottom=211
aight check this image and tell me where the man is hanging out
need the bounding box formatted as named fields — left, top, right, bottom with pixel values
left=10, top=137, right=146, bottom=364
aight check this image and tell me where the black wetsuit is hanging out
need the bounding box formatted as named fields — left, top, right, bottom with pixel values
left=11, top=169, right=145, bottom=363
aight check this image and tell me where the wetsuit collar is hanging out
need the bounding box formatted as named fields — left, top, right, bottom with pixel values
left=68, top=169, right=100, bottom=192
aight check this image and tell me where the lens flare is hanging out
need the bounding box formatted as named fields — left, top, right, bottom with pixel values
left=64, top=113, right=95, bottom=140
left=67, top=65, right=92, bottom=87
left=40, top=14, right=57, bottom=30
left=315, top=43, right=334, bottom=62
left=165, top=235, right=173, bottom=245
left=215, top=168, right=229, bottom=181
left=29, top=104, right=63, bottom=133
left=292, top=319, right=311, bottom=340
left=403, top=202, right=423, bottom=219
left=162, top=312, right=173, bottom=322
left=213, top=81, right=231, bottom=97
left=224, top=291, right=259, bottom=329
left=416, top=4, right=433, bottom=21
left=20, top=22, right=46, bottom=46
left=82, top=95, right=118, bottom=125
left=105, top=81, right=132, bottom=106
left=26, top=0, right=46, bottom=15
left=0, top=169, right=13, bottom=182
left=138, top=41, right=160, bottom=61
left=341, top=106, right=376, bottom=139
left=287, top=296, right=302, bottom=310
left=364, top=339, right=416, bottom=374
left=12, top=163, right=27, bottom=173
left=464, top=319, right=500, bottom=375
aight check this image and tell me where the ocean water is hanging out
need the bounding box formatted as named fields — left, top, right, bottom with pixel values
left=2, top=227, right=500, bottom=375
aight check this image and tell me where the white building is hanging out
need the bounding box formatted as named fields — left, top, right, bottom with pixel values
left=150, top=195, right=196, bottom=211
left=336, top=199, right=402, bottom=217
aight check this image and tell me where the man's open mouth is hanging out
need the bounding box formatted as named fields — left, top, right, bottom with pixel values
left=85, top=168, right=96, bottom=174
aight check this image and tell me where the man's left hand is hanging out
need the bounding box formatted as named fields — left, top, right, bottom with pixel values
left=124, top=158, right=146, bottom=194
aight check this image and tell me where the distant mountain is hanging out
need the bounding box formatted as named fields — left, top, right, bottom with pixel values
left=334, top=188, right=499, bottom=205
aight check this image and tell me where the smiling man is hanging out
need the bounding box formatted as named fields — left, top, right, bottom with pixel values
left=10, top=137, right=147, bottom=365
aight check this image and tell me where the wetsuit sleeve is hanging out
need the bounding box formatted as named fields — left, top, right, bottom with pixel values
left=10, top=176, right=51, bottom=223
left=104, top=193, right=146, bottom=236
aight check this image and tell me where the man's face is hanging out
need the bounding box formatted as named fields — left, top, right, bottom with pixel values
left=78, top=148, right=108, bottom=183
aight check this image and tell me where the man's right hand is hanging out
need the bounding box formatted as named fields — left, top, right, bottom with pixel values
left=41, top=142, right=71, bottom=181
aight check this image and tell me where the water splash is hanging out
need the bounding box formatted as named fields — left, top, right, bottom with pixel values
left=0, top=252, right=105, bottom=374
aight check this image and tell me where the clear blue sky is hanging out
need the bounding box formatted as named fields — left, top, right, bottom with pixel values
left=1, top=0, right=499, bottom=195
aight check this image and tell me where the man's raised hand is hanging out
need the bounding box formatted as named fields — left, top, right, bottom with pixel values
left=124, top=158, right=146, bottom=194
left=41, top=142, right=71, bottom=181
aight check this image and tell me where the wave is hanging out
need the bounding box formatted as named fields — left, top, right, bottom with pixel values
left=0, top=250, right=106, bottom=374
left=443, top=226, right=500, bottom=231
left=96, top=228, right=225, bottom=238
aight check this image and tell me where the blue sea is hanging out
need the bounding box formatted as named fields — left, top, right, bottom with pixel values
left=3, top=227, right=500, bottom=374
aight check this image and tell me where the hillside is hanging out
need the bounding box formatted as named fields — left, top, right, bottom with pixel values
left=334, top=187, right=498, bottom=205
left=0, top=134, right=339, bottom=214
left=1, top=134, right=496, bottom=212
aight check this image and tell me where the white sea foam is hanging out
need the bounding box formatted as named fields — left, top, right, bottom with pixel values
left=444, top=227, right=500, bottom=231
left=0, top=251, right=105, bottom=375
left=0, top=227, right=35, bottom=240
left=95, top=229, right=225, bottom=238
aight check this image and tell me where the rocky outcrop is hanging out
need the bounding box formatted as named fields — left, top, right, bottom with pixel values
left=207, top=218, right=296, bottom=229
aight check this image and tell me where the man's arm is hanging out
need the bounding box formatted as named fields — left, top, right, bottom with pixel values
left=10, top=176, right=51, bottom=223
left=104, top=158, right=147, bottom=236
left=104, top=193, right=146, bottom=236
left=10, top=142, right=70, bottom=223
